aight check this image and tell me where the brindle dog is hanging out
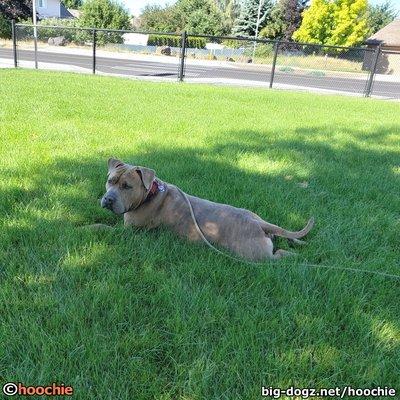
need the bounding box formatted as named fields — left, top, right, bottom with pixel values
left=98, top=158, right=314, bottom=261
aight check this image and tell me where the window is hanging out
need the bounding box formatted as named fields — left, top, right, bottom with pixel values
left=38, top=0, right=46, bottom=8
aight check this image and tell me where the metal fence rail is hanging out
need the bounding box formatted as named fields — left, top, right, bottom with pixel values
left=6, top=20, right=400, bottom=99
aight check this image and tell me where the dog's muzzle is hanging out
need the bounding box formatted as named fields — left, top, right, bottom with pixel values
left=101, top=193, right=116, bottom=210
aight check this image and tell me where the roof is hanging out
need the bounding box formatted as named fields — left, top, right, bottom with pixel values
left=60, top=3, right=74, bottom=18
left=67, top=8, right=81, bottom=18
left=366, top=19, right=400, bottom=46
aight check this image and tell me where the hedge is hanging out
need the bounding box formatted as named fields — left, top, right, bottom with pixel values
left=148, top=34, right=206, bottom=49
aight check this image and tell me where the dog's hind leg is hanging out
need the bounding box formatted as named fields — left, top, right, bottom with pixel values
left=260, top=236, right=296, bottom=260
left=257, top=217, right=314, bottom=240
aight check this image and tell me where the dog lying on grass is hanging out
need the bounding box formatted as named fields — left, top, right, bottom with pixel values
left=98, top=158, right=314, bottom=262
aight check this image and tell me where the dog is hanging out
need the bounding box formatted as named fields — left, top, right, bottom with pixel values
left=99, top=158, right=314, bottom=262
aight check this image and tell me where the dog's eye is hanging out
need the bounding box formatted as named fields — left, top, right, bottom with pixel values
left=121, top=182, right=132, bottom=189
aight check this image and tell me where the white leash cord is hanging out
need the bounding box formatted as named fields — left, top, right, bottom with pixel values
left=176, top=187, right=400, bottom=280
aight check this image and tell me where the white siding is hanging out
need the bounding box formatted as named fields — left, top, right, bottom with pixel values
left=37, top=0, right=60, bottom=18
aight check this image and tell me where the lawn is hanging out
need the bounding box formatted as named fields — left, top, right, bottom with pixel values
left=0, top=69, right=399, bottom=399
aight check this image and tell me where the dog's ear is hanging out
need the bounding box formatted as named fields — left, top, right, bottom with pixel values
left=108, top=158, right=124, bottom=171
left=135, top=166, right=155, bottom=190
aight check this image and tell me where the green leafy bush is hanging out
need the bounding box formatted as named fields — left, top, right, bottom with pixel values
left=0, top=13, right=11, bottom=39
left=37, top=18, right=81, bottom=43
left=221, top=39, right=245, bottom=49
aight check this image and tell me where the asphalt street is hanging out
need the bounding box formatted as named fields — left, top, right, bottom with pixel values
left=1, top=48, right=399, bottom=98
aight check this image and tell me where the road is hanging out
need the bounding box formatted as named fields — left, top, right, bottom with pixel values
left=1, top=48, right=399, bottom=98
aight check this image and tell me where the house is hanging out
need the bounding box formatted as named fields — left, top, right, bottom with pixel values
left=36, top=0, right=74, bottom=19
left=363, top=19, right=400, bottom=74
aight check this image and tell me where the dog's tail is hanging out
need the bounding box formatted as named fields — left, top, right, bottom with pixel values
left=260, top=217, right=314, bottom=239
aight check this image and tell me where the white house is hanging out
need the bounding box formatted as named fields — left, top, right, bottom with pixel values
left=36, top=0, right=74, bottom=19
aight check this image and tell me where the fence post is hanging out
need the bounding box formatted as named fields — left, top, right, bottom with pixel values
left=11, top=19, right=17, bottom=68
left=269, top=40, right=279, bottom=89
left=33, top=26, right=38, bottom=69
left=365, top=44, right=381, bottom=97
left=178, top=30, right=187, bottom=82
left=92, top=29, right=97, bottom=74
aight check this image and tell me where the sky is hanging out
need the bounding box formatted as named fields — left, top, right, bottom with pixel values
left=123, top=0, right=400, bottom=16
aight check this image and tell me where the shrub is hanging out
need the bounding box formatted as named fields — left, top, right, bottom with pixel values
left=37, top=18, right=81, bottom=43
left=221, top=39, right=245, bottom=49
left=0, top=13, right=11, bottom=39
left=253, top=43, right=274, bottom=58
left=148, top=34, right=206, bottom=49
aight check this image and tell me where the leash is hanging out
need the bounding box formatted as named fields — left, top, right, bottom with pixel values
left=175, top=186, right=259, bottom=264
left=175, top=187, right=400, bottom=281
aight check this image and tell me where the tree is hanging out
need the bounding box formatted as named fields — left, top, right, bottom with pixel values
left=140, top=4, right=182, bottom=32
left=293, top=0, right=369, bottom=47
left=259, top=0, right=308, bottom=49
left=280, top=0, right=308, bottom=41
left=141, top=0, right=227, bottom=35
left=62, top=0, right=83, bottom=8
left=176, top=0, right=227, bottom=35
left=79, top=0, right=130, bottom=30
left=233, top=0, right=273, bottom=37
left=0, top=0, right=32, bottom=38
left=214, top=0, right=241, bottom=33
left=0, top=0, right=32, bottom=21
left=366, top=0, right=398, bottom=35
left=292, top=0, right=333, bottom=44
left=79, top=0, right=131, bottom=44
left=259, top=0, right=307, bottom=40
left=259, top=4, right=284, bottom=39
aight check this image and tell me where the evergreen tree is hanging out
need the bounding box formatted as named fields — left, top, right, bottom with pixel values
left=366, top=0, right=398, bottom=35
left=233, top=0, right=273, bottom=37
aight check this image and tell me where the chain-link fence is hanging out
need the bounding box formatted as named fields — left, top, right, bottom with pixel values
left=368, top=49, right=400, bottom=98
left=4, top=21, right=400, bottom=99
left=272, top=42, right=372, bottom=95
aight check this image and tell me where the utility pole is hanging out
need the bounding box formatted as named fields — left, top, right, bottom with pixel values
left=252, top=0, right=264, bottom=60
left=32, top=0, right=38, bottom=69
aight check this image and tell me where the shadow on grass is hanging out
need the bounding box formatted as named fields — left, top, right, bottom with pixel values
left=0, top=126, right=399, bottom=398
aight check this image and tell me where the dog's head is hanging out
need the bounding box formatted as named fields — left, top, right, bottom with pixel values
left=100, top=158, right=155, bottom=214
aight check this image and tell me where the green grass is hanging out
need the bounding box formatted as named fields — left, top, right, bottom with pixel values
left=0, top=69, right=399, bottom=399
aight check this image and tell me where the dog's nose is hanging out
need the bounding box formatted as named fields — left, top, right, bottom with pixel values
left=101, top=195, right=114, bottom=210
